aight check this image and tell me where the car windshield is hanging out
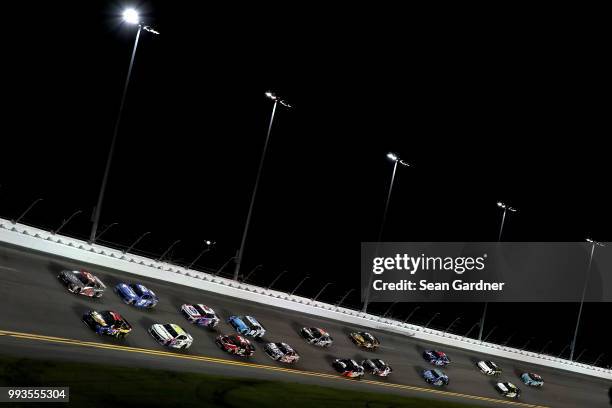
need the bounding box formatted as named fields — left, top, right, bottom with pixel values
left=433, top=369, right=443, bottom=377
left=310, top=328, right=322, bottom=338
left=163, top=324, right=179, bottom=337
left=194, top=305, right=208, bottom=315
left=76, top=273, right=91, bottom=285
left=230, top=336, right=244, bottom=346
left=130, top=284, right=145, bottom=296
left=100, top=311, right=116, bottom=323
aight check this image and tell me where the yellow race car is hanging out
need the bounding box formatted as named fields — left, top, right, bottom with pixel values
left=349, top=331, right=380, bottom=350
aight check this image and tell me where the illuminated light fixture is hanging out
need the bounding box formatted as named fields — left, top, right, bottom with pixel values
left=497, top=201, right=517, bottom=212
left=122, top=8, right=140, bottom=24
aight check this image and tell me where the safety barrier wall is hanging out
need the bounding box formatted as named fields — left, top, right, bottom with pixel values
left=0, top=217, right=610, bottom=380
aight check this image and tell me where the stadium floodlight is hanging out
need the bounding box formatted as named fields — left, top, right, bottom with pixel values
left=570, top=238, right=605, bottom=361
left=90, top=9, right=159, bottom=243
left=479, top=201, right=519, bottom=341
left=387, top=152, right=410, bottom=167
left=233, top=92, right=292, bottom=280
left=363, top=152, right=411, bottom=313
left=122, top=8, right=140, bottom=24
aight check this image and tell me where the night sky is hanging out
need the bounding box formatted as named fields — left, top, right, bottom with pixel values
left=1, top=2, right=610, bottom=367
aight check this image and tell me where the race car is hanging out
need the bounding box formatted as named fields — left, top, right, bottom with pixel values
left=57, top=269, right=106, bottom=298
left=477, top=360, right=502, bottom=376
left=115, top=282, right=158, bottom=308
left=495, top=382, right=521, bottom=398
left=82, top=310, right=131, bottom=338
left=349, top=331, right=380, bottom=350
left=332, top=359, right=365, bottom=378
left=422, top=369, right=449, bottom=387
left=423, top=350, right=451, bottom=366
left=263, top=342, right=300, bottom=363
left=521, top=372, right=544, bottom=387
left=300, top=327, right=333, bottom=347
left=216, top=334, right=255, bottom=356
left=148, top=323, right=193, bottom=349
left=181, top=303, right=220, bottom=328
left=228, top=315, right=266, bottom=338
left=362, top=359, right=392, bottom=377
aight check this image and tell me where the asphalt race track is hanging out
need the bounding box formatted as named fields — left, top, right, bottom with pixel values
left=0, top=244, right=610, bottom=407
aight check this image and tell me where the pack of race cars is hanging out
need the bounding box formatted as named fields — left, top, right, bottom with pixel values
left=59, top=268, right=545, bottom=399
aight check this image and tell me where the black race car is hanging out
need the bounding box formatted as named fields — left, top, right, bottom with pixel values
left=300, top=327, right=333, bottom=347
left=58, top=269, right=106, bottom=297
left=332, top=359, right=365, bottom=378
left=82, top=310, right=132, bottom=338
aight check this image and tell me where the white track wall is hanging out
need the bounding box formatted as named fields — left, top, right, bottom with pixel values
left=0, top=217, right=610, bottom=380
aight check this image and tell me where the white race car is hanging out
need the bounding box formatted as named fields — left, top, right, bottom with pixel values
left=477, top=360, right=502, bottom=375
left=495, top=382, right=520, bottom=398
left=149, top=323, right=193, bottom=349
left=181, top=304, right=220, bottom=328
left=263, top=342, right=300, bottom=363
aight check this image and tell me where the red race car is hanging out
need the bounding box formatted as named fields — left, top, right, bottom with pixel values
left=215, top=334, right=255, bottom=357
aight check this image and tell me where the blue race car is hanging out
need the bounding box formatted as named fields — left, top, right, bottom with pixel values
left=228, top=315, right=266, bottom=338
left=520, top=372, right=544, bottom=387
left=115, top=283, right=158, bottom=308
left=423, top=350, right=451, bottom=366
left=422, top=369, right=449, bottom=386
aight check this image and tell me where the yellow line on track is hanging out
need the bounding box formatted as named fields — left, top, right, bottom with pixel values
left=0, top=329, right=548, bottom=408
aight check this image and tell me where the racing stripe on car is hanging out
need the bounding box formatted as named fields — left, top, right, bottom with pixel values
left=0, top=328, right=548, bottom=408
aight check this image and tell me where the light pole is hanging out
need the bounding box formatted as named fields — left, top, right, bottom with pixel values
left=362, top=152, right=410, bottom=313
left=502, top=331, right=517, bottom=346
left=521, top=337, right=535, bottom=351
left=593, top=353, right=605, bottom=366
left=52, top=210, right=82, bottom=235
left=570, top=238, right=604, bottom=361
left=242, top=265, right=263, bottom=283
left=483, top=326, right=498, bottom=342
left=13, top=198, right=43, bottom=224
left=336, top=288, right=355, bottom=308
left=424, top=312, right=440, bottom=328
left=186, top=240, right=214, bottom=270
left=313, top=282, right=334, bottom=301
left=90, top=222, right=118, bottom=244
left=539, top=340, right=552, bottom=354
left=382, top=302, right=398, bottom=318
left=444, top=317, right=461, bottom=334
left=557, top=344, right=570, bottom=358
left=290, top=276, right=310, bottom=296
left=157, top=240, right=181, bottom=263
left=233, top=92, right=291, bottom=281
left=267, top=270, right=288, bottom=290
left=403, top=306, right=421, bottom=323
left=478, top=201, right=518, bottom=341
left=465, top=322, right=480, bottom=338
left=90, top=8, right=159, bottom=243
left=214, top=256, right=236, bottom=276
left=124, top=231, right=150, bottom=254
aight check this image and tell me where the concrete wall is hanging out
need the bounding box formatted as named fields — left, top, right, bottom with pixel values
left=0, top=217, right=609, bottom=380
